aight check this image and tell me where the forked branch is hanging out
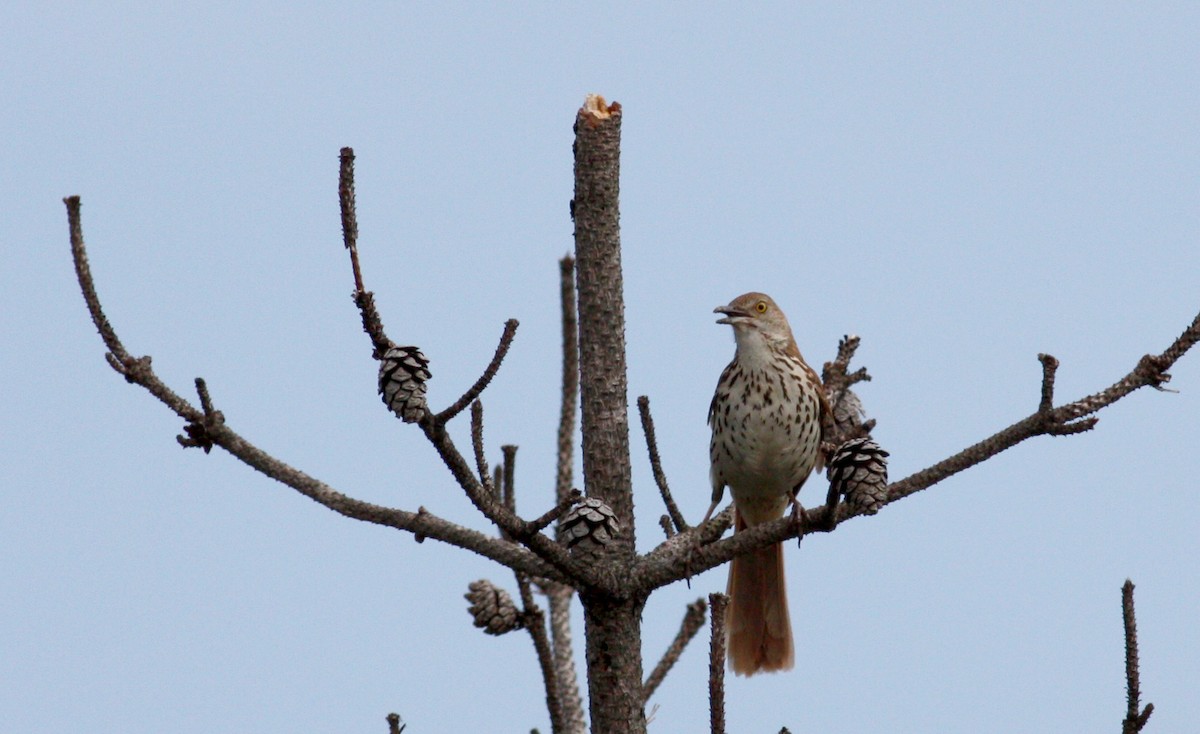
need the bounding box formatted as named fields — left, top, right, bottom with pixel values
left=63, top=195, right=569, bottom=584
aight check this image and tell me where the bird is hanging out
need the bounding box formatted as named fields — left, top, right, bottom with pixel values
left=703, top=292, right=828, bottom=676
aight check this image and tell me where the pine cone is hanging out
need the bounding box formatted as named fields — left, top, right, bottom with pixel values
left=464, top=579, right=521, bottom=635
left=560, top=498, right=619, bottom=555
left=378, top=345, right=431, bottom=423
left=829, top=438, right=890, bottom=516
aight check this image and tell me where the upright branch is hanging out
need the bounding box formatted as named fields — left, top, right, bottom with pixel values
left=642, top=598, right=707, bottom=703
left=1122, top=580, right=1154, bottom=734
left=637, top=396, right=688, bottom=534
left=707, top=593, right=728, bottom=734
left=548, top=254, right=586, bottom=734
left=339, top=147, right=391, bottom=358
left=556, top=255, right=580, bottom=517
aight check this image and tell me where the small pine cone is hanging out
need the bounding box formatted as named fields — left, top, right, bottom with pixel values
left=464, top=579, right=522, bottom=635
left=829, top=437, right=890, bottom=516
left=560, top=498, right=620, bottom=555
left=378, top=346, right=431, bottom=423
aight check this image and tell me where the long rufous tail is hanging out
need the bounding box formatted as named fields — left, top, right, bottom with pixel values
left=726, top=514, right=793, bottom=676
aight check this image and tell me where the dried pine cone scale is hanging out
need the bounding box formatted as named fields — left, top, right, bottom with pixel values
left=379, top=345, right=430, bottom=423
left=828, top=437, right=890, bottom=516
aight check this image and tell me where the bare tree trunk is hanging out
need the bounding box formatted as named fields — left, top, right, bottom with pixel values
left=572, top=96, right=645, bottom=734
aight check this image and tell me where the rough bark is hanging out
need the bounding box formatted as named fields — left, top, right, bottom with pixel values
left=572, top=95, right=645, bottom=734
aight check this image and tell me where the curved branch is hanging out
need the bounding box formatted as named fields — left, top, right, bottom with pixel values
left=65, top=196, right=566, bottom=583
left=435, top=319, right=519, bottom=423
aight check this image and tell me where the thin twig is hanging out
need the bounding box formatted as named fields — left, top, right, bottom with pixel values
left=527, top=490, right=583, bottom=536
left=643, top=598, right=707, bottom=703
left=637, top=396, right=688, bottom=533
left=658, top=515, right=675, bottom=539
left=470, top=401, right=493, bottom=492
left=708, top=593, right=728, bottom=734
left=338, top=147, right=363, bottom=292
left=502, top=445, right=518, bottom=517
left=435, top=319, right=520, bottom=424
left=337, top=148, right=392, bottom=358
left=1122, top=579, right=1154, bottom=734
left=1038, top=353, right=1059, bottom=413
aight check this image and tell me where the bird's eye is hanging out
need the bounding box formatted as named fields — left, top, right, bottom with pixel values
left=755, top=301, right=768, bottom=313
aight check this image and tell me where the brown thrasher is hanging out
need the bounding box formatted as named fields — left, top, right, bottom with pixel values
left=704, top=292, right=828, bottom=676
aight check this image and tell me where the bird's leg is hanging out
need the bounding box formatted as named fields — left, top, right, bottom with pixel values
left=789, top=491, right=808, bottom=547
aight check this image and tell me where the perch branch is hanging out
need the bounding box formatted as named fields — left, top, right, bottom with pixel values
left=634, top=315, right=1200, bottom=592
left=642, top=598, right=707, bottom=703
left=637, top=396, right=688, bottom=533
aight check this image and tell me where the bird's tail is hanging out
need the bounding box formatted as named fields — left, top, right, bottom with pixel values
left=726, top=512, right=794, bottom=675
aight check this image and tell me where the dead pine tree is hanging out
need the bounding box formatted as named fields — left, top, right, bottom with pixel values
left=65, top=95, right=1199, bottom=734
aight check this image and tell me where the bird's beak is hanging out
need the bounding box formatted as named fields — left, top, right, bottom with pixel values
left=714, top=306, right=750, bottom=325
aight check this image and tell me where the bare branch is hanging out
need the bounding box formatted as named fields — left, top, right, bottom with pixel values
left=658, top=515, right=675, bottom=539
left=502, top=445, right=518, bottom=516
left=556, top=256, right=580, bottom=523
left=385, top=712, right=406, bottom=734
left=887, top=318, right=1199, bottom=504
left=642, top=598, right=706, bottom=703
left=528, top=489, right=583, bottom=536
left=821, top=334, right=871, bottom=391
left=1037, top=353, right=1059, bottom=413
left=337, top=148, right=393, bottom=359
left=470, top=401, right=493, bottom=492
left=637, top=396, right=688, bottom=533
left=435, top=319, right=520, bottom=423
left=420, top=419, right=603, bottom=589
left=338, top=147, right=363, bottom=291
left=708, top=593, right=728, bottom=734
left=65, top=196, right=570, bottom=583
left=1122, top=579, right=1154, bottom=734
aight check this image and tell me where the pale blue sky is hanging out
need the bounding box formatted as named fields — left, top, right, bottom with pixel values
left=3, top=3, right=1198, bottom=732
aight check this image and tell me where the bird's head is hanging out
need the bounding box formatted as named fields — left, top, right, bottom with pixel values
left=714, top=292, right=796, bottom=349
